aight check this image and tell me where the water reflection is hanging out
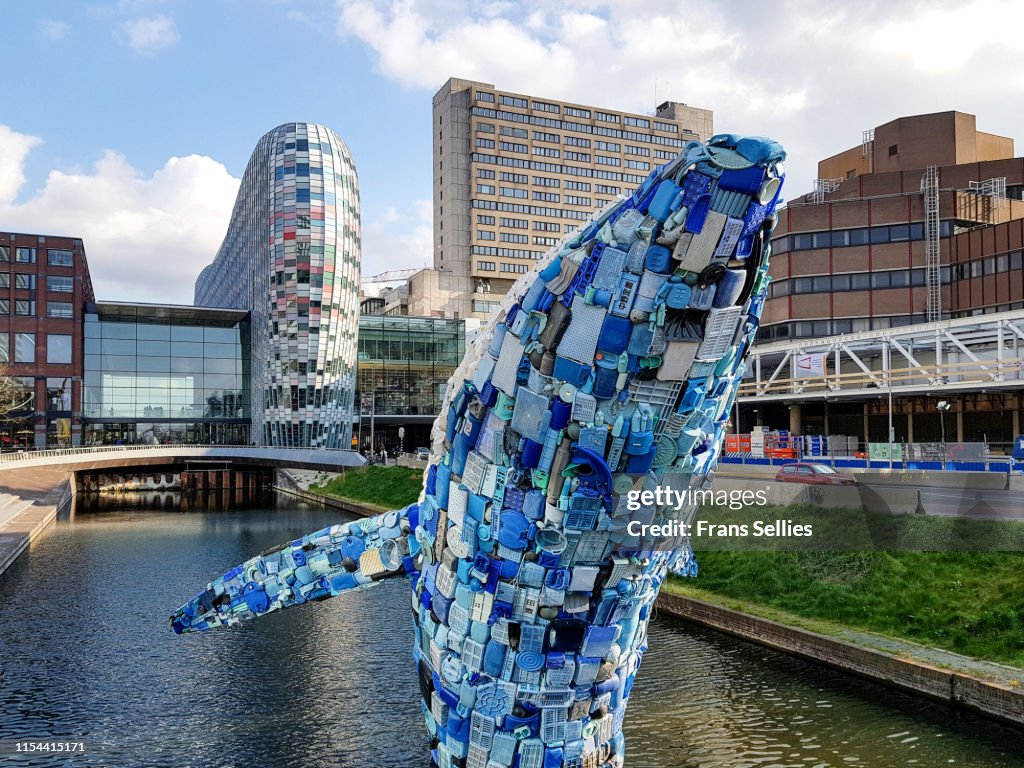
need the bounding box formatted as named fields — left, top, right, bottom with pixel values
left=0, top=496, right=1021, bottom=767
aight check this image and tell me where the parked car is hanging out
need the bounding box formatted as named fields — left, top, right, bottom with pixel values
left=415, top=447, right=431, bottom=460
left=775, top=462, right=857, bottom=486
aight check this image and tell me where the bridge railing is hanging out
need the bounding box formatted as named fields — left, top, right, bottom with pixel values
left=0, top=444, right=359, bottom=466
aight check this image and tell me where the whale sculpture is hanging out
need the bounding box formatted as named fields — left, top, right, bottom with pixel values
left=172, top=134, right=785, bottom=768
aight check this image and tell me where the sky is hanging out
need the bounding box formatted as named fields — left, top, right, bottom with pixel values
left=1, top=0, right=1023, bottom=304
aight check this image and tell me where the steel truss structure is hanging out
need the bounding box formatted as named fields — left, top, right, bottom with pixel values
left=739, top=309, right=1024, bottom=403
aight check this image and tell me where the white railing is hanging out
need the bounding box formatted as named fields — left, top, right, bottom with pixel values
left=0, top=444, right=359, bottom=466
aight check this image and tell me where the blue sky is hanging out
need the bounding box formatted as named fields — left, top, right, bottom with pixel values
left=2, top=0, right=1022, bottom=303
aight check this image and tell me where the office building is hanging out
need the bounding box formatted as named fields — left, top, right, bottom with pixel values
left=732, top=111, right=1024, bottom=451
left=81, top=302, right=250, bottom=446
left=763, top=111, right=1024, bottom=341
left=195, top=123, right=362, bottom=449
left=410, top=77, right=713, bottom=319
left=354, top=315, right=464, bottom=452
left=0, top=232, right=94, bottom=448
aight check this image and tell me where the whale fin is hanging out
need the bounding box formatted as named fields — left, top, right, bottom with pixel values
left=170, top=503, right=419, bottom=633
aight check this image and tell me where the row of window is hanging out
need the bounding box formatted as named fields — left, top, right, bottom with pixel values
left=0, top=300, right=74, bottom=318
left=0, top=246, right=75, bottom=266
left=474, top=94, right=682, bottom=134
left=469, top=107, right=688, bottom=147
left=759, top=314, right=931, bottom=341
left=0, top=332, right=72, bottom=364
left=768, top=267, right=953, bottom=297
left=471, top=245, right=543, bottom=259
left=471, top=152, right=645, bottom=184
left=772, top=221, right=957, bottom=254
left=472, top=199, right=594, bottom=221
left=952, top=250, right=1024, bottom=280
left=0, top=274, right=74, bottom=291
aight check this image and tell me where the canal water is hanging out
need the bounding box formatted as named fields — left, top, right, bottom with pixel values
left=1, top=494, right=1022, bottom=768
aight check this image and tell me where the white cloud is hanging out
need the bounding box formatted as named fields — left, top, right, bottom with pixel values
left=361, top=198, right=433, bottom=276
left=39, top=19, right=69, bottom=40
left=121, top=14, right=179, bottom=53
left=334, top=0, right=1024, bottom=196
left=0, top=126, right=42, bottom=206
left=0, top=125, right=238, bottom=304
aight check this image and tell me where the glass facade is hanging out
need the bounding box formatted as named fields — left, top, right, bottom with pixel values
left=194, top=123, right=361, bottom=449
left=354, top=316, right=465, bottom=454
left=82, top=303, right=250, bottom=446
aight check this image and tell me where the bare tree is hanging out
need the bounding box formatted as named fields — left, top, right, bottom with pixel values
left=0, top=360, right=33, bottom=421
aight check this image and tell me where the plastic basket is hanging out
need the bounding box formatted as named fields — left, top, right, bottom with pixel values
left=541, top=707, right=568, bottom=744
left=558, top=296, right=606, bottom=365
left=698, top=306, right=744, bottom=361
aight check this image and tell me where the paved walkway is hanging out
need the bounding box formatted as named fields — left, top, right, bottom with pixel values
left=0, top=467, right=71, bottom=577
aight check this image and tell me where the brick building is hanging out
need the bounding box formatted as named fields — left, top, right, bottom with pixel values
left=0, top=232, right=94, bottom=448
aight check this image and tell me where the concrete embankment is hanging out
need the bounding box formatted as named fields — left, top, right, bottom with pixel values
left=0, top=468, right=73, bottom=578
left=657, top=590, right=1024, bottom=728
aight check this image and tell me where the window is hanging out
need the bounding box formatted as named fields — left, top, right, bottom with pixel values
left=532, top=146, right=560, bottom=158
left=476, top=137, right=495, bottom=149
left=476, top=91, right=495, bottom=103
left=499, top=217, right=528, bottom=228
left=564, top=136, right=590, bottom=148
left=532, top=101, right=559, bottom=114
left=499, top=95, right=527, bottom=108
left=532, top=131, right=559, bottom=143
left=532, top=191, right=559, bottom=202
left=500, top=126, right=528, bottom=138
left=0, top=273, right=8, bottom=288
left=477, top=168, right=495, bottom=179
left=595, top=184, right=620, bottom=195
left=871, top=272, right=892, bottom=289
left=500, top=187, right=527, bottom=199
left=499, top=141, right=527, bottom=153
left=781, top=465, right=796, bottom=475
left=478, top=231, right=496, bottom=241
left=476, top=261, right=496, bottom=271
left=888, top=144, right=898, bottom=156
left=565, top=151, right=591, bottom=163
left=477, top=184, right=495, bottom=194
left=534, top=221, right=560, bottom=232
left=47, top=249, right=74, bottom=266
left=565, top=181, right=591, bottom=192
left=533, top=176, right=559, bottom=187
left=595, top=111, right=620, bottom=123
left=473, top=299, right=501, bottom=313
left=624, top=145, right=650, bottom=156
left=499, top=172, right=527, bottom=184
left=0, top=299, right=7, bottom=315
left=625, top=159, right=650, bottom=170
left=500, top=263, right=530, bottom=273
left=46, top=334, right=72, bottom=364
left=477, top=215, right=495, bottom=225
left=14, top=333, right=35, bottom=363
left=595, top=155, right=620, bottom=166
left=851, top=274, right=870, bottom=290
left=653, top=121, right=678, bottom=133
left=14, top=273, right=35, bottom=289
left=48, top=276, right=73, bottom=292
left=565, top=107, right=590, bottom=119
left=47, top=302, right=73, bottom=318
left=596, top=141, right=620, bottom=152
left=0, top=246, right=8, bottom=262
left=533, top=236, right=559, bottom=247
left=476, top=122, right=495, bottom=133
left=565, top=195, right=591, bottom=207
left=624, top=116, right=649, bottom=128
left=15, top=247, right=35, bottom=263
left=500, top=233, right=528, bottom=243
left=15, top=300, right=35, bottom=316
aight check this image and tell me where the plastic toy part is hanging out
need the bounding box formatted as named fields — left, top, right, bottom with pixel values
left=171, top=133, right=786, bottom=768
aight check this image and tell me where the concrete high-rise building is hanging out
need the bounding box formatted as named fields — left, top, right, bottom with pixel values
left=195, top=123, right=361, bottom=449
left=409, top=77, right=713, bottom=319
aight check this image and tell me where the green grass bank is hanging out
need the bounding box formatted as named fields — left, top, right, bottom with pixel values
left=310, top=470, right=1024, bottom=667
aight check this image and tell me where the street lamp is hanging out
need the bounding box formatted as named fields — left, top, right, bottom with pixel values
left=937, top=400, right=952, bottom=469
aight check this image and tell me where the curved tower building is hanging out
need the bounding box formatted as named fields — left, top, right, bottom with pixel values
left=196, top=123, right=361, bottom=448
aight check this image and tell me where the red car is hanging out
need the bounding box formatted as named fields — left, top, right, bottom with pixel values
left=775, top=462, right=857, bottom=486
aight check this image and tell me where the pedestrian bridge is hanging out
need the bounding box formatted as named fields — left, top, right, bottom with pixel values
left=0, top=445, right=366, bottom=474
